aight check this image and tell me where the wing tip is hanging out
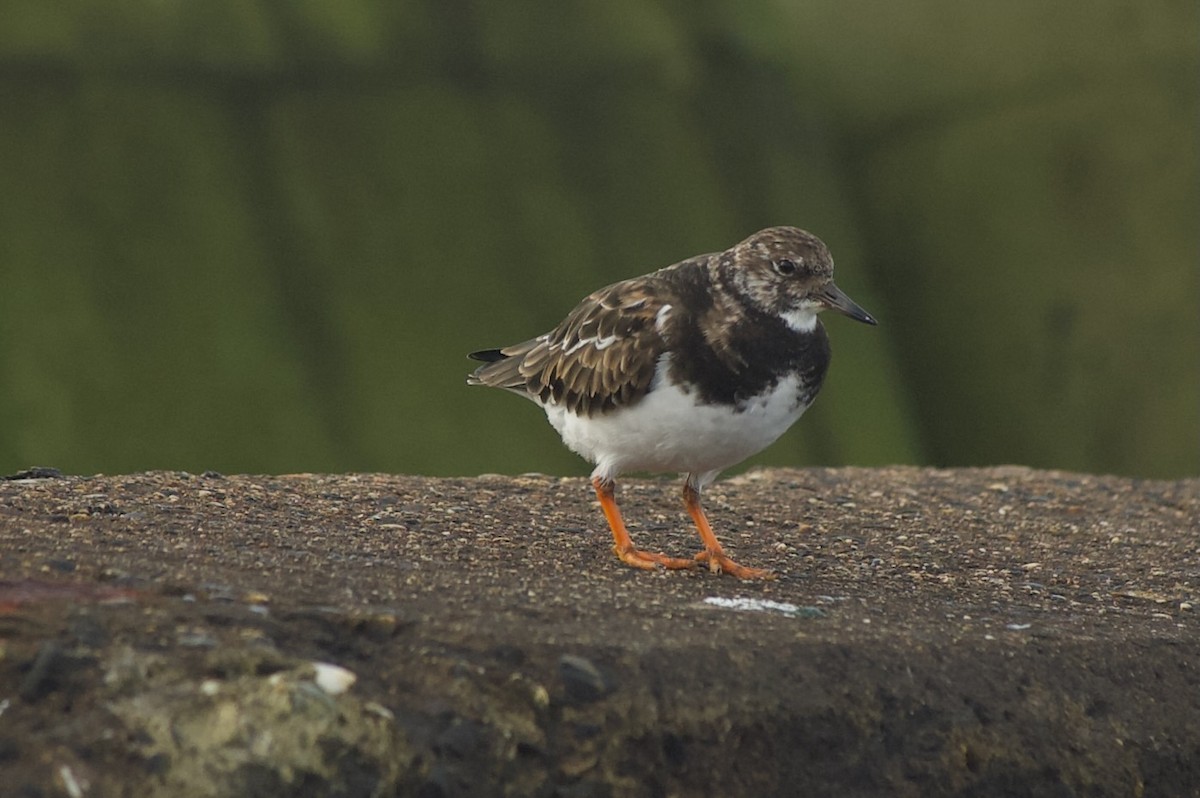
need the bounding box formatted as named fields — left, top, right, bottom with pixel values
left=468, top=348, right=506, bottom=363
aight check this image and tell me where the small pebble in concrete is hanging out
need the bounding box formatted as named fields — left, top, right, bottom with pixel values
left=313, top=662, right=357, bottom=695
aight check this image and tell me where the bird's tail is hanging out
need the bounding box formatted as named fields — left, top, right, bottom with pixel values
left=466, top=348, right=508, bottom=386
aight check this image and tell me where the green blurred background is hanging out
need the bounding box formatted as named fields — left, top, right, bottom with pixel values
left=0, top=1, right=1196, bottom=480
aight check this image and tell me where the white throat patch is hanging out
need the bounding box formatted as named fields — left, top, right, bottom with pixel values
left=781, top=307, right=819, bottom=333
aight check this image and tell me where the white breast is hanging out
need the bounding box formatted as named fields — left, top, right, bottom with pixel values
left=541, top=359, right=812, bottom=484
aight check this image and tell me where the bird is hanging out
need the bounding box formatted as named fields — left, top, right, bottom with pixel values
left=467, top=226, right=876, bottom=579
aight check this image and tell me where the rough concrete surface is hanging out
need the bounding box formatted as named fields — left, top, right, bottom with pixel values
left=0, top=466, right=1197, bottom=797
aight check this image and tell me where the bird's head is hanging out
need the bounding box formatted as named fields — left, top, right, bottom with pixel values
left=726, top=226, right=877, bottom=331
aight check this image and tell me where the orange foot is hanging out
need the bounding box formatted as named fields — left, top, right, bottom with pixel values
left=616, top=545, right=699, bottom=572
left=694, top=549, right=776, bottom=580
left=683, top=482, right=775, bottom=580
left=594, top=477, right=698, bottom=574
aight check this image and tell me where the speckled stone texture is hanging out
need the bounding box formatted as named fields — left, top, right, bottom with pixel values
left=1, top=467, right=1197, bottom=796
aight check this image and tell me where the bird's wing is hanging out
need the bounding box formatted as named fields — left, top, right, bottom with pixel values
left=470, top=277, right=673, bottom=417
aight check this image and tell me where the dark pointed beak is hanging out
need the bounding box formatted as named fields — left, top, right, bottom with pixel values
left=817, top=282, right=877, bottom=325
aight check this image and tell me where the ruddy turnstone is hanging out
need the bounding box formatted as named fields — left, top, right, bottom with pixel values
left=467, top=226, right=876, bottom=579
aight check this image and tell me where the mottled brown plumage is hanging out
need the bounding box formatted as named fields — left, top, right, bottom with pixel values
left=468, top=227, right=872, bottom=417
left=469, top=280, right=669, bottom=416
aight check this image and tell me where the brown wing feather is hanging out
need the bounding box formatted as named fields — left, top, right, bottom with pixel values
left=469, top=277, right=672, bottom=417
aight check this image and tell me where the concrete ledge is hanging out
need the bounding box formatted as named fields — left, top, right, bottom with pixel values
left=1, top=467, right=1197, bottom=796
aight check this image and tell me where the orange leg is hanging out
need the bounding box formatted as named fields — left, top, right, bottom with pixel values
left=593, top=477, right=697, bottom=572
left=683, top=482, right=775, bottom=580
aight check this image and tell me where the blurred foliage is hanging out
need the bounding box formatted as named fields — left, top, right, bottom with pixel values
left=0, top=1, right=1196, bottom=479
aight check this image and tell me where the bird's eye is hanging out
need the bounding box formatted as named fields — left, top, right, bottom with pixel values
left=774, top=258, right=797, bottom=276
